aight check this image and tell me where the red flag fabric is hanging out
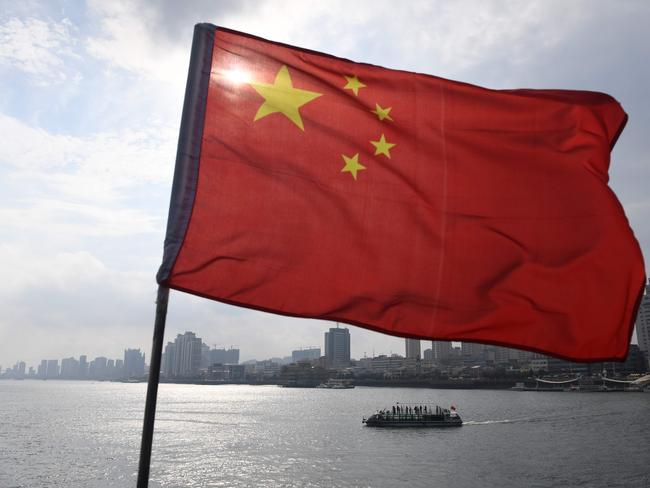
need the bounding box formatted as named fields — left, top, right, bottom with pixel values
left=158, top=24, right=645, bottom=361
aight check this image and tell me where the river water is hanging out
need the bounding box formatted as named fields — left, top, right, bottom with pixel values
left=0, top=380, right=648, bottom=487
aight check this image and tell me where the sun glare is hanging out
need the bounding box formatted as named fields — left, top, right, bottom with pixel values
left=221, top=68, right=252, bottom=85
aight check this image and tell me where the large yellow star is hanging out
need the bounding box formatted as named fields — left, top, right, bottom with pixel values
left=370, top=133, right=396, bottom=158
left=250, top=65, right=322, bottom=131
left=343, top=75, right=366, bottom=96
left=341, top=153, right=366, bottom=180
left=372, top=103, right=393, bottom=121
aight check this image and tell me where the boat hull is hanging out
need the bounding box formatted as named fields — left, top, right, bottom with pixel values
left=363, top=415, right=462, bottom=428
left=364, top=419, right=462, bottom=427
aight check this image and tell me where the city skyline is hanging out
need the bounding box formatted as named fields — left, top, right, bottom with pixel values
left=4, top=323, right=648, bottom=375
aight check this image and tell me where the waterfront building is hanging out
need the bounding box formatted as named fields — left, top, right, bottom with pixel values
left=206, top=364, right=246, bottom=381
left=461, top=342, right=487, bottom=363
left=89, top=357, right=108, bottom=379
left=209, top=347, right=240, bottom=365
left=405, top=339, right=421, bottom=360
left=163, top=332, right=203, bottom=378
left=635, top=279, right=650, bottom=368
left=324, top=326, right=351, bottom=367
left=123, top=348, right=145, bottom=378
left=16, top=361, right=26, bottom=378
left=200, top=343, right=211, bottom=368
left=162, top=342, right=176, bottom=378
left=46, top=359, right=59, bottom=379
left=2, top=362, right=27, bottom=379
left=78, top=355, right=88, bottom=379
left=603, top=345, right=647, bottom=374
left=423, top=348, right=433, bottom=361
left=107, top=359, right=115, bottom=379
left=60, top=357, right=79, bottom=379
left=37, top=360, right=47, bottom=378
left=278, top=362, right=328, bottom=387
left=291, top=347, right=321, bottom=363
left=357, top=354, right=405, bottom=374
left=246, top=359, right=282, bottom=379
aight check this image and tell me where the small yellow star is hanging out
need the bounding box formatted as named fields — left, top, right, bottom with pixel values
left=372, top=103, right=393, bottom=121
left=250, top=65, right=322, bottom=131
left=370, top=133, right=396, bottom=158
left=343, top=75, right=366, bottom=96
left=341, top=153, right=366, bottom=180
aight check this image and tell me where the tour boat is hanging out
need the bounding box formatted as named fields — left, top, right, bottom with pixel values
left=363, top=404, right=462, bottom=427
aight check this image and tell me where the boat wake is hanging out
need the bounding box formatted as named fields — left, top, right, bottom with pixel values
left=464, top=410, right=616, bottom=426
left=463, top=417, right=543, bottom=426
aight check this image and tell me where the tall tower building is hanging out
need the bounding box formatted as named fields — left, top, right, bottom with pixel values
left=635, top=279, right=650, bottom=368
left=432, top=341, right=453, bottom=361
left=60, top=357, right=79, bottom=379
left=405, top=338, right=421, bottom=359
left=162, top=342, right=176, bottom=378
left=46, top=359, right=59, bottom=378
left=325, top=326, right=351, bottom=367
left=461, top=342, right=486, bottom=363
left=124, top=349, right=146, bottom=378
left=170, top=332, right=203, bottom=378
left=37, top=360, right=47, bottom=378
left=78, top=355, right=88, bottom=379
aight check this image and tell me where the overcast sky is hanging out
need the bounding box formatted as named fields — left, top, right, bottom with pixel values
left=1, top=0, right=649, bottom=368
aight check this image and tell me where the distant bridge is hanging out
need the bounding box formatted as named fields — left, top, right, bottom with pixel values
left=534, top=374, right=650, bottom=387
left=601, top=373, right=650, bottom=386
left=534, top=376, right=581, bottom=385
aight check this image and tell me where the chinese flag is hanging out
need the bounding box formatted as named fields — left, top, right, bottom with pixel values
left=157, top=24, right=645, bottom=361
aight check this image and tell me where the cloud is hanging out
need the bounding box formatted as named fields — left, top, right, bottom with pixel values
left=0, top=16, right=79, bottom=85
left=0, top=245, right=157, bottom=364
left=85, top=1, right=190, bottom=87
left=0, top=112, right=177, bottom=204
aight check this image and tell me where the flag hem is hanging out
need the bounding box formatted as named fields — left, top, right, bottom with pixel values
left=165, top=282, right=644, bottom=364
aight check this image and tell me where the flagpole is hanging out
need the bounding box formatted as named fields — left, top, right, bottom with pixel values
left=137, top=285, right=170, bottom=488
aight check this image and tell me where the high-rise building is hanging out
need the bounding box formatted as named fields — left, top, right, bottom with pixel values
left=635, top=279, right=650, bottom=368
left=292, top=347, right=321, bottom=363
left=432, top=341, right=453, bottom=361
left=123, top=349, right=146, bottom=378
left=205, top=347, right=240, bottom=365
left=78, top=355, right=88, bottom=379
left=60, top=357, right=79, bottom=379
left=461, top=342, right=486, bottom=363
left=106, top=359, right=115, bottom=379
left=37, top=360, right=47, bottom=378
left=405, top=339, right=421, bottom=359
left=162, top=342, right=176, bottom=378
left=89, top=357, right=108, bottom=379
left=115, top=359, right=124, bottom=376
left=201, top=343, right=211, bottom=368
left=324, top=326, right=350, bottom=367
left=46, top=359, right=59, bottom=378
left=163, top=332, right=203, bottom=378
